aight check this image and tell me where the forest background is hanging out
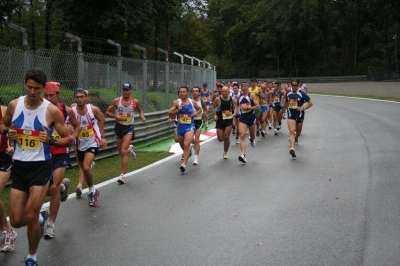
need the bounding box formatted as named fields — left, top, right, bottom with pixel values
left=0, top=0, right=399, bottom=79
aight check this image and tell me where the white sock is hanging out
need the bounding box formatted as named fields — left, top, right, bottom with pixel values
left=181, top=163, right=186, bottom=167
left=60, top=184, right=66, bottom=192
left=89, top=186, right=95, bottom=193
left=27, top=254, right=37, bottom=261
left=38, top=213, right=44, bottom=224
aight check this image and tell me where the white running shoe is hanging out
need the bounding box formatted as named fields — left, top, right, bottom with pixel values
left=118, top=174, right=126, bottom=184
left=250, top=140, right=256, bottom=148
left=290, top=148, right=297, bottom=158
left=43, top=223, right=55, bottom=239
left=238, top=155, right=246, bottom=163
left=128, top=145, right=136, bottom=160
left=193, top=159, right=198, bottom=165
left=0, top=229, right=17, bottom=252
left=235, top=138, right=239, bottom=144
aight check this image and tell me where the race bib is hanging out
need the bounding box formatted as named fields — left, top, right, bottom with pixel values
left=260, top=99, right=268, bottom=106
left=273, top=97, right=280, bottom=103
left=179, top=114, right=192, bottom=124
left=241, top=103, right=251, bottom=113
left=201, top=97, right=208, bottom=102
left=16, top=128, right=40, bottom=151
left=52, top=130, right=61, bottom=139
left=194, top=112, right=202, bottom=120
left=288, top=99, right=298, bottom=109
left=79, top=126, right=94, bottom=139
left=222, top=110, right=233, bottom=120
left=118, top=112, right=131, bottom=123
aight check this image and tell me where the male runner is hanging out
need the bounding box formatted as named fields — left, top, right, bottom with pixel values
left=72, top=88, right=107, bottom=206
left=237, top=82, right=260, bottom=163
left=168, top=86, right=201, bottom=172
left=200, top=83, right=211, bottom=130
left=191, top=86, right=206, bottom=165
left=248, top=77, right=265, bottom=137
left=0, top=105, right=16, bottom=252
left=212, top=86, right=238, bottom=159
left=105, top=83, right=146, bottom=184
left=282, top=79, right=313, bottom=157
left=42, top=82, right=81, bottom=239
left=0, top=68, right=73, bottom=266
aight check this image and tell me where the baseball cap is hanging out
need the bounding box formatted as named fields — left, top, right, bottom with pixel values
left=203, top=83, right=207, bottom=87
left=44, top=82, right=60, bottom=93
left=74, top=88, right=86, bottom=95
left=216, top=81, right=223, bottom=87
left=122, top=83, right=132, bottom=89
left=250, top=77, right=257, bottom=82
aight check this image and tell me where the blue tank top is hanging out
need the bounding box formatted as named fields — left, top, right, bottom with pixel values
left=177, top=99, right=195, bottom=128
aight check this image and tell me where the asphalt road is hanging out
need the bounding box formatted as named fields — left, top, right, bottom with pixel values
left=1, top=95, right=400, bottom=266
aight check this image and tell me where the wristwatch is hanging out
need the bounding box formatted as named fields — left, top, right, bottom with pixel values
left=49, top=138, right=58, bottom=146
left=3, top=128, right=9, bottom=138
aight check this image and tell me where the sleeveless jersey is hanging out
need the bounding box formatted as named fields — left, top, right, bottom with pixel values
left=51, top=102, right=69, bottom=155
left=72, top=105, right=101, bottom=151
left=177, top=99, right=195, bottom=127
left=0, top=106, right=11, bottom=154
left=216, top=96, right=234, bottom=121
left=249, top=86, right=261, bottom=102
left=115, top=97, right=135, bottom=126
left=238, top=94, right=254, bottom=116
left=272, top=90, right=283, bottom=107
left=200, top=89, right=211, bottom=104
left=192, top=98, right=203, bottom=120
left=12, top=96, right=52, bottom=161
left=260, top=90, right=270, bottom=107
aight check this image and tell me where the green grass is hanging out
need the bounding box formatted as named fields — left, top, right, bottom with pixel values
left=0, top=150, right=172, bottom=215
left=309, top=92, right=400, bottom=102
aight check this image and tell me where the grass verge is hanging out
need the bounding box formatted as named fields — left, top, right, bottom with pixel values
left=0, top=150, right=172, bottom=215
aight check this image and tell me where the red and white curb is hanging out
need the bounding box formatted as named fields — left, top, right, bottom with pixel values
left=169, top=128, right=217, bottom=154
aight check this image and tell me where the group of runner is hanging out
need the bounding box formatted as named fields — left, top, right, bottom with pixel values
left=0, top=67, right=312, bottom=265
left=168, top=77, right=312, bottom=171
left=0, top=68, right=145, bottom=265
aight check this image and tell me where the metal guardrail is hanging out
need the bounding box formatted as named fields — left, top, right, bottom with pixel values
left=69, top=110, right=175, bottom=166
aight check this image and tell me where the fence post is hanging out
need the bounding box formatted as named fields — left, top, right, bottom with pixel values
left=143, top=60, right=148, bottom=112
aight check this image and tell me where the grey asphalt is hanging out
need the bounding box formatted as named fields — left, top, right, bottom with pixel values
left=1, top=95, right=400, bottom=266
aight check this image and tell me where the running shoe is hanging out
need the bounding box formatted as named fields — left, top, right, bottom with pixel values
left=268, top=124, right=272, bottom=130
left=235, top=138, right=239, bottom=144
left=295, top=135, right=299, bottom=145
left=0, top=229, right=17, bottom=252
left=193, top=159, right=198, bottom=165
left=0, top=230, right=4, bottom=250
left=290, top=148, right=297, bottom=158
left=256, top=130, right=260, bottom=137
left=24, top=258, right=38, bottom=266
left=238, top=155, right=246, bottom=163
left=88, top=189, right=100, bottom=207
left=274, top=129, right=278, bottom=135
left=75, top=186, right=82, bottom=198
left=90, top=161, right=96, bottom=172
left=180, top=165, right=186, bottom=172
left=232, top=126, right=236, bottom=134
left=118, top=174, right=126, bottom=184
left=40, top=207, right=49, bottom=237
left=250, top=140, right=256, bottom=148
left=60, top=178, right=70, bottom=202
left=277, top=125, right=281, bottom=130
left=223, top=152, right=228, bottom=159
left=128, top=145, right=136, bottom=160
left=43, top=223, right=55, bottom=239
left=261, top=131, right=265, bottom=138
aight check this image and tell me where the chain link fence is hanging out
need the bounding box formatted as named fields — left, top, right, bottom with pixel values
left=0, top=45, right=217, bottom=112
